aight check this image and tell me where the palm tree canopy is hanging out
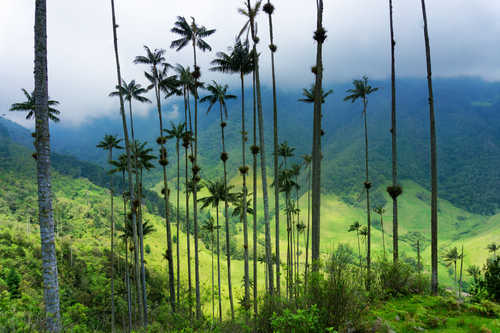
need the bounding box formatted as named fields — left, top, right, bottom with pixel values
left=344, top=75, right=379, bottom=106
left=348, top=221, right=361, bottom=232
left=170, top=16, right=216, bottom=52
left=487, top=243, right=498, bottom=253
left=298, top=85, right=333, bottom=104
left=200, top=81, right=237, bottom=118
left=443, top=247, right=460, bottom=266
left=210, top=40, right=254, bottom=76
left=164, top=122, right=187, bottom=141
left=231, top=191, right=254, bottom=218
left=174, top=64, right=197, bottom=96
left=277, top=141, right=295, bottom=160
left=97, top=134, right=123, bottom=151
left=238, top=0, right=262, bottom=41
left=272, top=168, right=299, bottom=194
left=133, top=140, right=156, bottom=171
left=133, top=45, right=166, bottom=69
left=109, top=79, right=151, bottom=104
left=198, top=179, right=235, bottom=209
left=373, top=206, right=386, bottom=215
left=10, top=88, right=61, bottom=122
left=119, top=218, right=156, bottom=241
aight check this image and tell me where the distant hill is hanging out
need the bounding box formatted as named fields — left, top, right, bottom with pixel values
left=3, top=77, right=500, bottom=214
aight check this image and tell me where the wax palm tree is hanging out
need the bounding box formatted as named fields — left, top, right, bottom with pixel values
left=387, top=0, right=401, bottom=264
left=200, top=81, right=237, bottom=318
left=373, top=206, right=386, bottom=259
left=344, top=75, right=378, bottom=287
left=165, top=122, right=187, bottom=303
left=211, top=40, right=254, bottom=303
left=278, top=141, right=295, bottom=168
left=134, top=46, right=175, bottom=312
left=311, top=0, right=326, bottom=273
left=109, top=0, right=140, bottom=327
left=97, top=134, right=123, bottom=329
left=199, top=179, right=233, bottom=322
left=360, top=225, right=368, bottom=254
left=109, top=79, right=151, bottom=143
left=10, top=88, right=61, bottom=123
left=290, top=163, right=302, bottom=285
left=202, top=216, right=219, bottom=325
left=239, top=0, right=275, bottom=295
left=420, top=0, right=439, bottom=295
left=348, top=221, right=362, bottom=268
left=171, top=17, right=215, bottom=318
left=33, top=2, right=61, bottom=328
left=487, top=243, right=498, bottom=256
left=443, top=247, right=460, bottom=288
left=302, top=154, right=312, bottom=286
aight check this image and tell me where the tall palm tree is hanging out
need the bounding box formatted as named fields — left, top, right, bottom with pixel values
left=344, top=75, right=378, bottom=287
left=239, top=0, right=275, bottom=294
left=109, top=79, right=151, bottom=144
left=109, top=0, right=140, bottom=327
left=298, top=85, right=333, bottom=104
left=420, top=0, right=439, bottom=295
left=302, top=154, right=312, bottom=286
left=262, top=0, right=281, bottom=296
left=10, top=88, right=61, bottom=123
left=387, top=0, right=401, bottom=264
left=290, top=163, right=302, bottom=284
left=165, top=122, right=187, bottom=304
left=97, top=134, right=123, bottom=331
left=33, top=1, right=61, bottom=329
left=443, top=247, right=460, bottom=288
left=251, top=69, right=259, bottom=315
left=348, top=221, right=362, bottom=268
left=200, top=81, right=237, bottom=319
left=311, top=0, right=326, bottom=272
left=210, top=40, right=254, bottom=304
left=171, top=17, right=215, bottom=318
left=199, top=179, right=234, bottom=322
left=373, top=206, right=386, bottom=259
left=134, top=46, right=175, bottom=313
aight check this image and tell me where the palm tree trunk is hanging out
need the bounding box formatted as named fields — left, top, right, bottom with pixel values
left=311, top=0, right=325, bottom=271
left=286, top=193, right=292, bottom=298
left=192, top=42, right=202, bottom=319
left=216, top=205, right=222, bottom=322
left=363, top=100, right=372, bottom=288
left=381, top=214, right=386, bottom=259
left=137, top=168, right=148, bottom=324
left=123, top=194, right=132, bottom=332
left=108, top=149, right=116, bottom=332
left=357, top=229, right=362, bottom=269
left=252, top=69, right=259, bottom=317
left=109, top=0, right=141, bottom=326
left=176, top=140, right=181, bottom=305
left=459, top=245, right=464, bottom=298
left=240, top=73, right=250, bottom=310
left=420, top=0, right=439, bottom=296
left=249, top=3, right=274, bottom=292
left=264, top=0, right=281, bottom=297
left=155, top=85, right=175, bottom=313
left=305, top=164, right=311, bottom=287
left=220, top=104, right=235, bottom=320
left=389, top=0, right=399, bottom=264
left=34, top=2, right=61, bottom=330
left=211, top=231, right=215, bottom=325
left=184, top=90, right=193, bottom=314
left=128, top=100, right=136, bottom=143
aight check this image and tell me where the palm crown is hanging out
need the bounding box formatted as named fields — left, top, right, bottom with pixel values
left=344, top=75, right=379, bottom=107
left=210, top=40, right=254, bottom=76
left=170, top=16, right=216, bottom=53
left=164, top=122, right=187, bottom=142
left=97, top=134, right=123, bottom=151
left=299, top=85, right=333, bottom=104
left=198, top=179, right=235, bottom=210
left=200, top=81, right=237, bottom=118
left=109, top=79, right=151, bottom=104
left=10, top=88, right=61, bottom=122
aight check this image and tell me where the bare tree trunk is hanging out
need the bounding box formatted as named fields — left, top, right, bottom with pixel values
left=459, top=245, right=464, bottom=298
left=420, top=0, right=439, bottom=295
left=388, top=0, right=399, bottom=264
left=176, top=140, right=181, bottom=305
left=252, top=70, right=259, bottom=317
left=184, top=92, right=193, bottom=315
left=220, top=105, right=235, bottom=320
left=248, top=0, right=274, bottom=293
left=34, top=1, right=61, bottom=330
left=311, top=0, right=325, bottom=271
left=191, top=42, right=202, bottom=319
left=108, top=149, right=116, bottom=332
left=109, top=0, right=142, bottom=326
left=305, top=164, right=311, bottom=287
left=363, top=99, right=372, bottom=288
left=123, top=195, right=132, bottom=332
left=216, top=206, right=222, bottom=322
left=264, top=0, right=281, bottom=296
left=240, top=73, right=250, bottom=311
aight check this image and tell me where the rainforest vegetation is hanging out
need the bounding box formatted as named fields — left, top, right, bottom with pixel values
left=0, top=0, right=499, bottom=332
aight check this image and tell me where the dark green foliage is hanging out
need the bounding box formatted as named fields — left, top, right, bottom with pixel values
left=484, top=256, right=500, bottom=302
left=6, top=268, right=21, bottom=298
left=375, top=260, right=428, bottom=297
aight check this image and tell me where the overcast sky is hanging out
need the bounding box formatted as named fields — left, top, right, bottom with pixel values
left=1, top=0, right=499, bottom=127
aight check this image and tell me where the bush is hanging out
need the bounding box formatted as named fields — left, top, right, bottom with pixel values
left=376, top=260, right=428, bottom=297
left=271, top=305, right=321, bottom=333
left=484, top=256, right=500, bottom=302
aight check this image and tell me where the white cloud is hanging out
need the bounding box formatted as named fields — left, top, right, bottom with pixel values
left=1, top=0, right=499, bottom=127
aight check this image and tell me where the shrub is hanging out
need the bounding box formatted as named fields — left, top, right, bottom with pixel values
left=271, top=305, right=321, bottom=333
left=375, top=260, right=428, bottom=297
left=484, top=256, right=500, bottom=302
